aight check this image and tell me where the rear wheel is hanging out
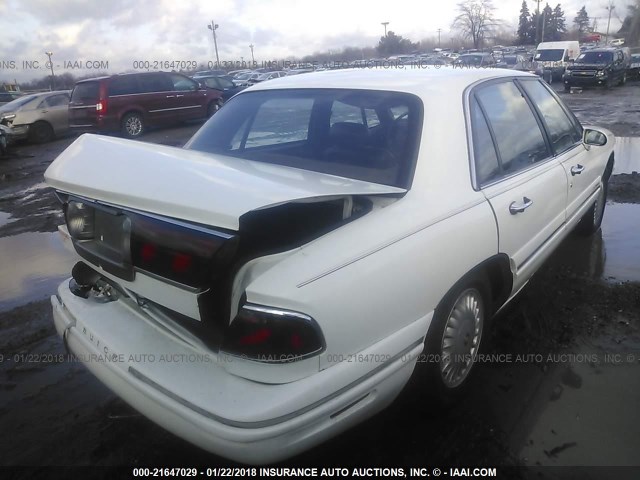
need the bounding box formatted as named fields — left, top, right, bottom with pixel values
left=421, top=276, right=490, bottom=403
left=29, top=121, right=54, bottom=144
left=121, top=112, right=144, bottom=138
left=618, top=72, right=627, bottom=86
left=0, top=133, right=6, bottom=156
left=575, top=177, right=608, bottom=235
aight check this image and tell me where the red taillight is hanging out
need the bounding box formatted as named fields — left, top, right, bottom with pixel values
left=239, top=328, right=272, bottom=346
left=221, top=305, right=324, bottom=363
left=141, top=243, right=156, bottom=262
left=96, top=99, right=107, bottom=114
left=171, top=253, right=192, bottom=273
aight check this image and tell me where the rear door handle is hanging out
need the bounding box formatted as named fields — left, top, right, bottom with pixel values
left=571, top=164, right=585, bottom=176
left=509, top=197, right=533, bottom=215
left=176, top=94, right=184, bottom=98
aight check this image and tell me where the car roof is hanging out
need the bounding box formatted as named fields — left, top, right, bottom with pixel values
left=248, top=68, right=534, bottom=97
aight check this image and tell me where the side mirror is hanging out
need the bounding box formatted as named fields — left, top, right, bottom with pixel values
left=583, top=129, right=607, bottom=147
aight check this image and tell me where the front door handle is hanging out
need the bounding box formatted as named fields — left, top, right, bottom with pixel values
left=509, top=197, right=533, bottom=215
left=166, top=95, right=175, bottom=98
left=571, top=164, right=585, bottom=176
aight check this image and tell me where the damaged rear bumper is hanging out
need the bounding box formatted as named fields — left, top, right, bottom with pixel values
left=51, top=281, right=425, bottom=464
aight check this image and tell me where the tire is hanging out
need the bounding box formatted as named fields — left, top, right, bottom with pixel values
left=207, top=99, right=222, bottom=117
left=618, top=72, right=627, bottom=86
left=575, top=178, right=608, bottom=236
left=420, top=275, right=491, bottom=403
left=0, top=134, right=6, bottom=156
left=605, top=77, right=613, bottom=90
left=121, top=112, right=144, bottom=138
left=564, top=84, right=571, bottom=93
left=28, top=121, right=54, bottom=144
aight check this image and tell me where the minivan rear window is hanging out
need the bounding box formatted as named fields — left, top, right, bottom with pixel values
left=71, top=82, right=99, bottom=102
left=108, top=76, right=140, bottom=96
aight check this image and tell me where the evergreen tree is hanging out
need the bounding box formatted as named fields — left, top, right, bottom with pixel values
left=542, top=3, right=554, bottom=41
left=553, top=4, right=567, bottom=39
left=517, top=1, right=532, bottom=44
left=574, top=6, right=590, bottom=34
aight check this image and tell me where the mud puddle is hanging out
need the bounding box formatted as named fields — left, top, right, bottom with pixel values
left=613, top=137, right=640, bottom=175
left=0, top=231, right=76, bottom=312
left=544, top=203, right=640, bottom=283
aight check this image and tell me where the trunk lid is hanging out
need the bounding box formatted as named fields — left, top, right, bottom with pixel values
left=45, top=134, right=405, bottom=230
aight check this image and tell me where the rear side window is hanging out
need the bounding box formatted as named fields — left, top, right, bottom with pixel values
left=475, top=81, right=549, bottom=175
left=40, top=94, right=69, bottom=108
left=519, top=80, right=582, bottom=154
left=108, top=76, right=139, bottom=96
left=71, top=82, right=99, bottom=102
left=138, top=73, right=172, bottom=93
left=470, top=97, right=500, bottom=186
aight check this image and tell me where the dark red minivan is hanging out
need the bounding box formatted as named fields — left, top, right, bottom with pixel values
left=68, top=72, right=223, bottom=138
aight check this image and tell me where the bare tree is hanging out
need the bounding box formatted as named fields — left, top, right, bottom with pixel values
left=452, top=0, right=498, bottom=49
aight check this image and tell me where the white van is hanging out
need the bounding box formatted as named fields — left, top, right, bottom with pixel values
left=534, top=41, right=580, bottom=81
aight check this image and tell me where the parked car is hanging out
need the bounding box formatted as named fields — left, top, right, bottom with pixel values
left=496, top=54, right=530, bottom=71
left=249, top=71, right=287, bottom=84
left=453, top=53, right=496, bottom=67
left=0, top=90, right=70, bottom=143
left=45, top=68, right=614, bottom=464
left=0, top=91, right=23, bottom=106
left=68, top=72, right=223, bottom=138
left=232, top=71, right=259, bottom=86
left=192, top=69, right=227, bottom=80
left=628, top=53, right=640, bottom=80
left=195, top=75, right=247, bottom=103
left=563, top=47, right=631, bottom=91
left=533, top=40, right=580, bottom=81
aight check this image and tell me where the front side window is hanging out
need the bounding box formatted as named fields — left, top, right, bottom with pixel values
left=519, top=80, right=582, bottom=154
left=186, top=89, right=423, bottom=188
left=170, top=74, right=197, bottom=91
left=475, top=81, right=549, bottom=175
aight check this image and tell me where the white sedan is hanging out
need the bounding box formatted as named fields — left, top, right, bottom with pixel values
left=44, top=68, right=614, bottom=464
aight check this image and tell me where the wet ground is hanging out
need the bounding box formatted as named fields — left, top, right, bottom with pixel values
left=0, top=83, right=639, bottom=475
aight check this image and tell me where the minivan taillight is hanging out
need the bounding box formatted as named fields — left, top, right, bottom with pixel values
left=221, top=305, right=325, bottom=363
left=96, top=99, right=107, bottom=114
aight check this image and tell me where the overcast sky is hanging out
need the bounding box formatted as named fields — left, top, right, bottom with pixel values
left=0, top=0, right=625, bottom=82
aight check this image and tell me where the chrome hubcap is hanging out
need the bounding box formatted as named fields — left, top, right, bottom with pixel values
left=126, top=117, right=142, bottom=136
left=440, top=289, right=483, bottom=388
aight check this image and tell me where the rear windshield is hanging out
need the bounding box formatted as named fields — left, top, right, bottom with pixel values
left=0, top=95, right=38, bottom=110
left=576, top=52, right=613, bottom=64
left=71, top=82, right=100, bottom=102
left=185, top=89, right=423, bottom=188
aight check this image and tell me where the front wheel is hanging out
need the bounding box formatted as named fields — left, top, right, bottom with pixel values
left=207, top=99, right=222, bottom=117
left=29, top=121, right=54, bottom=144
left=421, top=277, right=490, bottom=402
left=121, top=112, right=144, bottom=138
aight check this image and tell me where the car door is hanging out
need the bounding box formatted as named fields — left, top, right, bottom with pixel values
left=469, top=79, right=568, bottom=292
left=517, top=79, right=602, bottom=226
left=168, top=73, right=206, bottom=121
left=136, top=73, right=176, bottom=126
left=39, top=93, right=70, bottom=134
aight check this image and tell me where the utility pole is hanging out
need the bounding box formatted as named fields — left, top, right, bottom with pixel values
left=541, top=9, right=546, bottom=43
left=45, top=51, right=55, bottom=91
left=207, top=20, right=220, bottom=66
left=605, top=2, right=615, bottom=45
left=249, top=44, right=255, bottom=64
left=535, top=0, right=542, bottom=44
left=381, top=22, right=389, bottom=37
left=437, top=28, right=442, bottom=48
